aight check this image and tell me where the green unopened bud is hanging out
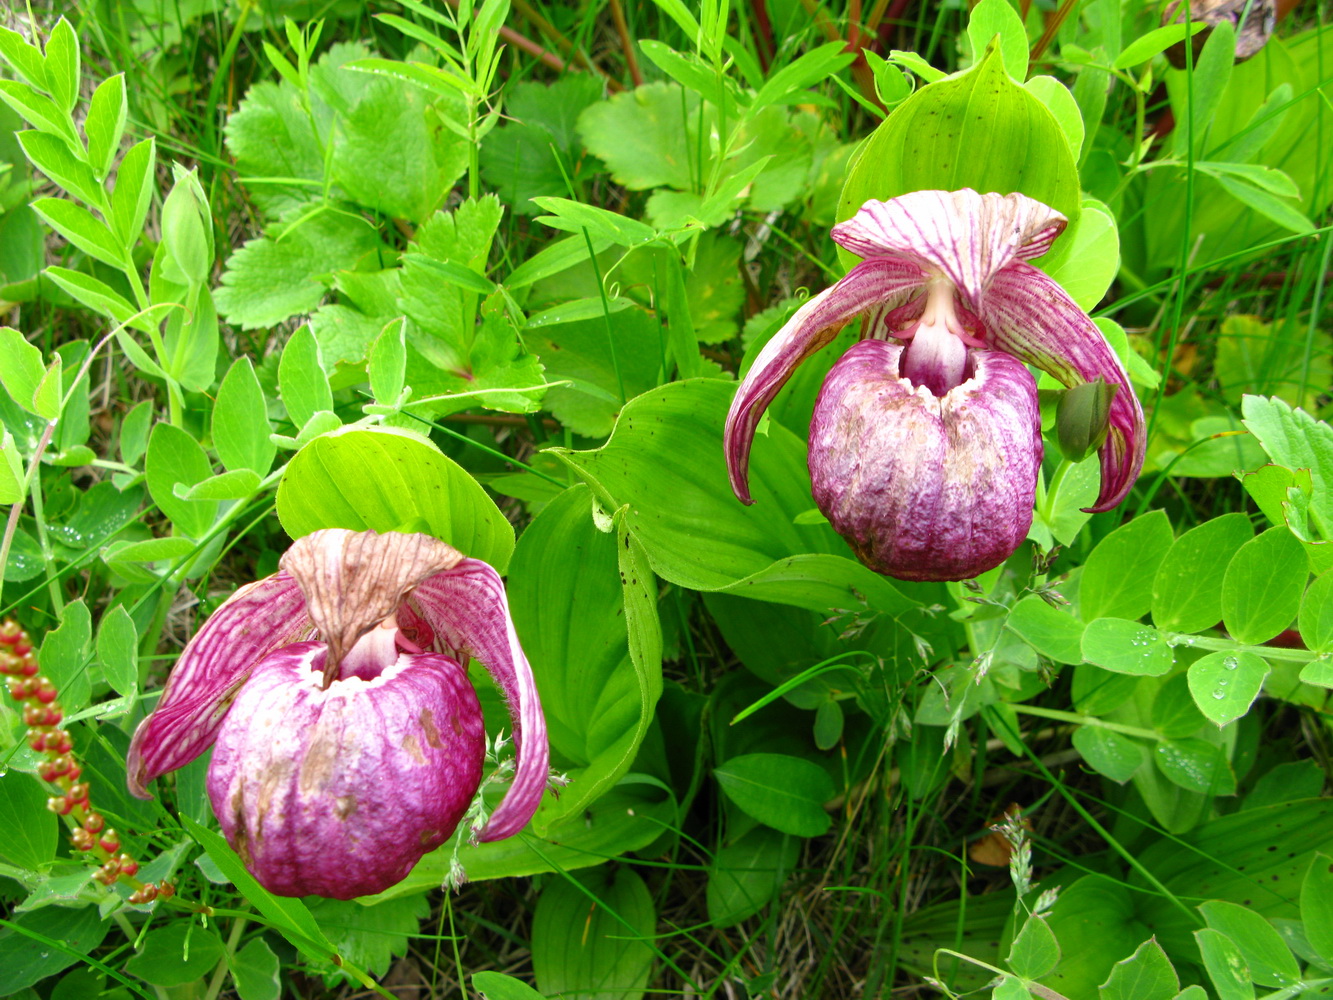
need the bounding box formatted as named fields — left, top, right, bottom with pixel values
left=1055, top=379, right=1118, bottom=463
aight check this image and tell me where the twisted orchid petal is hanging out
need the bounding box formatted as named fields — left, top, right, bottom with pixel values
left=977, top=263, right=1145, bottom=511
left=413, top=561, right=548, bottom=842
left=724, top=259, right=926, bottom=503
left=127, top=573, right=312, bottom=798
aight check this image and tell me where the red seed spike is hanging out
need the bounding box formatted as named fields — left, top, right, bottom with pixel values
left=99, top=831, right=121, bottom=853
left=65, top=763, right=81, bottom=781
left=0, top=620, right=21, bottom=643
left=117, top=855, right=138, bottom=877
left=83, top=812, right=104, bottom=833
left=47, top=796, right=72, bottom=815
left=71, top=828, right=95, bottom=851
left=34, top=681, right=57, bottom=704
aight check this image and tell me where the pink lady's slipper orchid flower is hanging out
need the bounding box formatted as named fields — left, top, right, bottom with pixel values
left=725, top=189, right=1146, bottom=582
left=126, top=529, right=548, bottom=899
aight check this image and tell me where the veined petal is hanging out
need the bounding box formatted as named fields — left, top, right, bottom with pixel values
left=208, top=643, right=484, bottom=899
left=977, top=262, right=1146, bottom=512
left=126, top=573, right=311, bottom=798
left=280, top=529, right=466, bottom=683
left=724, top=258, right=925, bottom=503
left=831, top=190, right=1066, bottom=310
left=412, top=559, right=548, bottom=842
left=809, top=340, right=1042, bottom=581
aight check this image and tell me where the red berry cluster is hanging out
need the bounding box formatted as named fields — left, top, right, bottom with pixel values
left=1, top=618, right=173, bottom=903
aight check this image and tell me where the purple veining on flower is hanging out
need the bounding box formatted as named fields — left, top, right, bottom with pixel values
left=126, top=529, right=548, bottom=899
left=724, top=189, right=1146, bottom=582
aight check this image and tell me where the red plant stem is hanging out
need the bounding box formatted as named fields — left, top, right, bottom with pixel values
left=750, top=0, right=775, bottom=70
left=607, top=0, right=644, bottom=87
left=1030, top=0, right=1079, bottom=67
left=796, top=0, right=882, bottom=108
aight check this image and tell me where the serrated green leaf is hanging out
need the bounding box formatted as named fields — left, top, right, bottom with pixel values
left=215, top=208, right=380, bottom=329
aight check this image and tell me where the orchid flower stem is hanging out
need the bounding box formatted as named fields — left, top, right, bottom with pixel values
left=1009, top=704, right=1160, bottom=741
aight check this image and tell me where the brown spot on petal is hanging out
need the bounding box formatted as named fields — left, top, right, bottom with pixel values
left=336, top=796, right=357, bottom=820
left=419, top=828, right=442, bottom=847
left=420, top=708, right=443, bottom=749
left=402, top=733, right=426, bottom=766
left=452, top=715, right=464, bottom=737
left=298, top=729, right=338, bottom=795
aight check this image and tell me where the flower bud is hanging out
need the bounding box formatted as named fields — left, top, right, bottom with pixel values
left=34, top=680, right=58, bottom=704
left=117, top=854, right=138, bottom=877
left=99, top=830, right=121, bottom=853
left=47, top=796, right=73, bottom=815
left=71, top=828, right=95, bottom=851
left=1055, top=379, right=1118, bottom=464
left=83, top=812, right=105, bottom=833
